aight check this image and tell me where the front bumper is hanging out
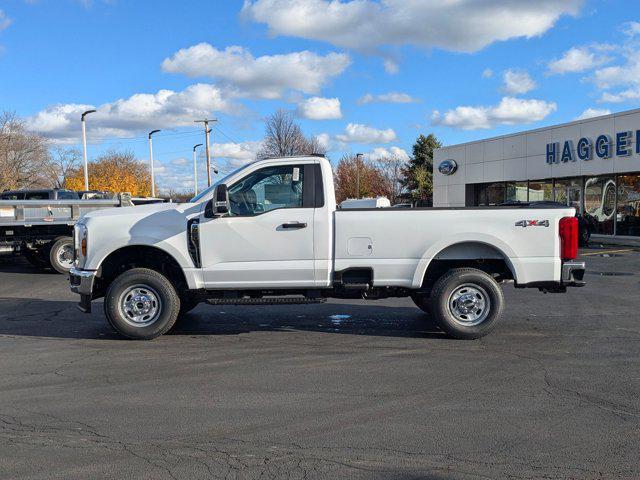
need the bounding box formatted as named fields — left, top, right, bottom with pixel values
left=69, top=267, right=96, bottom=313
left=561, top=260, right=586, bottom=287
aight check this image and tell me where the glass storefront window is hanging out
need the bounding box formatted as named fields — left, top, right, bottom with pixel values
left=475, top=184, right=488, bottom=206
left=584, top=176, right=615, bottom=235
left=554, top=178, right=583, bottom=212
left=528, top=180, right=553, bottom=202
left=616, top=175, right=640, bottom=236
left=505, top=182, right=528, bottom=203
left=486, top=183, right=506, bottom=205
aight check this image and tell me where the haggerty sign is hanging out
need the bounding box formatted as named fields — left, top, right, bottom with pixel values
left=546, top=130, right=640, bottom=164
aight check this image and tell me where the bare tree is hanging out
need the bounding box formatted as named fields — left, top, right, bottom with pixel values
left=375, top=155, right=407, bottom=204
left=45, top=146, right=82, bottom=188
left=0, top=111, right=51, bottom=190
left=258, top=109, right=326, bottom=159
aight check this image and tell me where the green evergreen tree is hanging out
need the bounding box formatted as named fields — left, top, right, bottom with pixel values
left=401, top=133, right=442, bottom=203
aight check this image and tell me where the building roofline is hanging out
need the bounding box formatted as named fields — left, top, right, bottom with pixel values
left=435, top=106, right=640, bottom=152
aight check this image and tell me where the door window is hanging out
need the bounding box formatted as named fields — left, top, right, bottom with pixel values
left=228, top=165, right=304, bottom=216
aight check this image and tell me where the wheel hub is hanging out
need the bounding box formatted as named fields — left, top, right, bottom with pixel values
left=57, top=243, right=74, bottom=267
left=448, top=284, right=490, bottom=326
left=119, top=285, right=162, bottom=327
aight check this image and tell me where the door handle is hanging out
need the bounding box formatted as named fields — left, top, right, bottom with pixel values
left=280, top=222, right=307, bottom=229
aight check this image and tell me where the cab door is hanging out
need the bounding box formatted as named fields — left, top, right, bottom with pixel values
left=198, top=162, right=317, bottom=289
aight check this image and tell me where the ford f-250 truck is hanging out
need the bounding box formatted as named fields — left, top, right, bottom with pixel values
left=70, top=155, right=585, bottom=340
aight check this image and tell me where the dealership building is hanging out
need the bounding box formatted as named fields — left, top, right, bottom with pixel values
left=433, top=107, right=640, bottom=239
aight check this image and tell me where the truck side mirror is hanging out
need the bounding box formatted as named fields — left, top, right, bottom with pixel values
left=214, top=184, right=229, bottom=215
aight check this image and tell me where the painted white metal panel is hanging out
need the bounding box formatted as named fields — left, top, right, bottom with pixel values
left=334, top=207, right=573, bottom=287
left=465, top=162, right=484, bottom=184
left=484, top=160, right=504, bottom=182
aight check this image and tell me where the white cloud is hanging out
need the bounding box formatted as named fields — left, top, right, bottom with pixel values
left=214, top=141, right=262, bottom=167
left=502, top=69, right=536, bottom=94
left=482, top=68, right=493, bottom=79
left=314, top=133, right=333, bottom=152
left=575, top=108, right=611, bottom=120
left=297, top=97, right=342, bottom=120
left=26, top=83, right=233, bottom=142
left=622, top=21, right=640, bottom=37
left=431, top=97, right=557, bottom=130
left=0, top=10, right=11, bottom=31
left=548, top=46, right=609, bottom=74
left=336, top=123, right=397, bottom=144
left=242, top=0, right=581, bottom=56
left=593, top=52, right=640, bottom=90
left=600, top=88, right=640, bottom=103
left=383, top=59, right=399, bottom=74
left=365, top=146, right=410, bottom=162
left=357, top=92, right=417, bottom=105
left=162, top=43, right=350, bottom=99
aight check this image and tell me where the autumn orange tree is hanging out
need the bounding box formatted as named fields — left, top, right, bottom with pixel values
left=65, top=150, right=151, bottom=196
left=333, top=154, right=389, bottom=203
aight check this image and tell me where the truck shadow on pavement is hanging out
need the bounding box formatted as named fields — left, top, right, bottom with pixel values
left=0, top=298, right=445, bottom=341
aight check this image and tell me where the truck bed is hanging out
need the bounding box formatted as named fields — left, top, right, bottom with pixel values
left=0, top=197, right=130, bottom=228
left=333, top=206, right=575, bottom=287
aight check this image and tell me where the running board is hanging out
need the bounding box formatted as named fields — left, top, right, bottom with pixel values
left=206, top=297, right=326, bottom=306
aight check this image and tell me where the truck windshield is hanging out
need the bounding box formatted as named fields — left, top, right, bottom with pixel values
left=189, top=163, right=255, bottom=203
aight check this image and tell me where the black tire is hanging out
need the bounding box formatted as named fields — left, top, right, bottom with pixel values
left=430, top=268, right=504, bottom=340
left=579, top=227, right=590, bottom=247
left=410, top=293, right=432, bottom=316
left=104, top=268, right=180, bottom=340
left=48, top=236, right=74, bottom=274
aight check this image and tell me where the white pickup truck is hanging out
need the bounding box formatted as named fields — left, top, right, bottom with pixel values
left=70, top=155, right=585, bottom=340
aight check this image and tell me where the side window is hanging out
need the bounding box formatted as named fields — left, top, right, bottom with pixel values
left=228, top=165, right=304, bottom=216
left=57, top=191, right=78, bottom=200
left=25, top=191, right=49, bottom=200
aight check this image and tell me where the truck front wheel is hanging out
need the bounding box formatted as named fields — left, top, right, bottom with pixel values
left=430, top=268, right=504, bottom=340
left=104, top=268, right=180, bottom=340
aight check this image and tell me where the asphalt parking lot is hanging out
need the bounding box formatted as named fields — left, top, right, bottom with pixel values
left=0, top=248, right=639, bottom=479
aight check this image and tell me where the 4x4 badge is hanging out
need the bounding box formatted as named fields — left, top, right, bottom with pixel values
left=515, top=220, right=550, bottom=227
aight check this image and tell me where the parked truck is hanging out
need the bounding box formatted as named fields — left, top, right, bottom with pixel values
left=70, top=155, right=585, bottom=340
left=0, top=192, right=134, bottom=273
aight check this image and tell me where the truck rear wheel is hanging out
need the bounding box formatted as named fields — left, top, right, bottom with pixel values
left=430, top=268, right=504, bottom=340
left=104, top=268, right=180, bottom=340
left=48, top=236, right=74, bottom=274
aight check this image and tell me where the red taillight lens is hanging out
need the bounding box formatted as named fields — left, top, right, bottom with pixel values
left=559, top=216, right=578, bottom=260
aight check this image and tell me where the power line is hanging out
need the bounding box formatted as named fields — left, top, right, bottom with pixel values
left=212, top=125, right=257, bottom=154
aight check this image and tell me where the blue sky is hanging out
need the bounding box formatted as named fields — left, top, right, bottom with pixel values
left=1, top=0, right=639, bottom=191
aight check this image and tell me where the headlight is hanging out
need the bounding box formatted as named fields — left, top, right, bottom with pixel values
left=74, top=223, right=88, bottom=268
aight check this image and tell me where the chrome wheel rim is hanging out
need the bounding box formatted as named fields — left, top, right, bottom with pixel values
left=56, top=243, right=74, bottom=269
left=118, top=284, right=162, bottom=327
left=448, top=283, right=490, bottom=326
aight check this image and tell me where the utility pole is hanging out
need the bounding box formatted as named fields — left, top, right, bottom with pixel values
left=148, top=129, right=161, bottom=197
left=195, top=119, right=217, bottom=187
left=356, top=153, right=363, bottom=199
left=192, top=143, right=203, bottom=195
left=81, top=109, right=96, bottom=191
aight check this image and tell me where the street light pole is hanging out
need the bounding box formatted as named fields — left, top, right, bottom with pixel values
left=148, top=129, right=161, bottom=197
left=81, top=109, right=96, bottom=191
left=193, top=143, right=203, bottom=195
left=356, top=153, right=363, bottom=199
left=195, top=119, right=217, bottom=187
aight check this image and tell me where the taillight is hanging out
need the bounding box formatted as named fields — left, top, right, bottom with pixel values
left=559, top=217, right=578, bottom=260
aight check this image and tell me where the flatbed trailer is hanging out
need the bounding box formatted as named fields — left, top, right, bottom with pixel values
left=0, top=194, right=133, bottom=273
